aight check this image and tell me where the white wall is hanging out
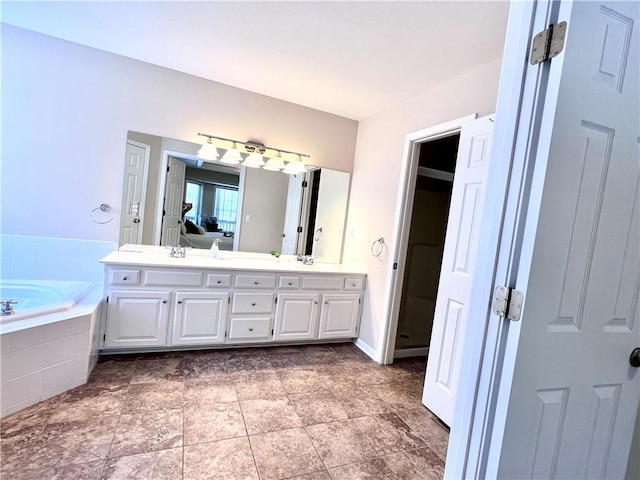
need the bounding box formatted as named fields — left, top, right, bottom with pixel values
left=1, top=26, right=357, bottom=243
left=342, top=59, right=502, bottom=361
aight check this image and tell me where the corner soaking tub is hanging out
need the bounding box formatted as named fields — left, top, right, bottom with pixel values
left=0, top=279, right=103, bottom=418
left=0, top=280, right=96, bottom=323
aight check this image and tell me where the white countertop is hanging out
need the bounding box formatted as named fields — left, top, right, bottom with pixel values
left=100, top=245, right=367, bottom=276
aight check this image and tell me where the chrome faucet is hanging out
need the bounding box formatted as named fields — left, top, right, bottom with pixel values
left=169, top=246, right=187, bottom=258
left=1, top=300, right=18, bottom=316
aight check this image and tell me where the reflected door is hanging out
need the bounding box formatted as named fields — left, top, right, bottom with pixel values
left=119, top=141, right=149, bottom=245
left=161, top=157, right=186, bottom=246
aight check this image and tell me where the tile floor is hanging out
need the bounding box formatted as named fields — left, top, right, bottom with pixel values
left=0, top=343, right=449, bottom=479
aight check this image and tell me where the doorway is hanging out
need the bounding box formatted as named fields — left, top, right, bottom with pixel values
left=394, top=134, right=459, bottom=357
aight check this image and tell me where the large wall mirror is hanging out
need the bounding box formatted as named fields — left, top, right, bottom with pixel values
left=120, top=131, right=351, bottom=263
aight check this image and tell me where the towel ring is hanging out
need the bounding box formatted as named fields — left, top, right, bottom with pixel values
left=314, top=227, right=323, bottom=242
left=90, top=203, right=115, bottom=224
left=371, top=237, right=385, bottom=257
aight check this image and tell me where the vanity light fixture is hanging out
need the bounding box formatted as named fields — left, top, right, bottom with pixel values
left=283, top=155, right=308, bottom=175
left=263, top=152, right=286, bottom=171
left=197, top=133, right=310, bottom=174
left=196, top=137, right=219, bottom=160
left=219, top=142, right=243, bottom=165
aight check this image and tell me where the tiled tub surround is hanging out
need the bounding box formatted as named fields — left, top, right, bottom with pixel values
left=0, top=344, right=448, bottom=480
left=0, top=235, right=118, bottom=417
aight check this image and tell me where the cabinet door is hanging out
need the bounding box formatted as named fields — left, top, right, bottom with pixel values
left=105, top=290, right=170, bottom=348
left=273, top=294, right=319, bottom=341
left=171, top=291, right=229, bottom=346
left=318, top=294, right=361, bottom=339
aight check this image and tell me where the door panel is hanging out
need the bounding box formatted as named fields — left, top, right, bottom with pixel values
left=318, top=293, right=361, bottom=338
left=497, top=2, right=639, bottom=478
left=161, top=157, right=186, bottom=247
left=105, top=290, right=170, bottom=348
left=422, top=115, right=494, bottom=425
left=273, top=294, right=319, bottom=341
left=119, top=142, right=148, bottom=245
left=171, top=292, right=228, bottom=346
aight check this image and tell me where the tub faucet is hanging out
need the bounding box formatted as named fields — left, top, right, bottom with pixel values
left=170, top=246, right=187, bottom=258
left=1, top=300, right=18, bottom=316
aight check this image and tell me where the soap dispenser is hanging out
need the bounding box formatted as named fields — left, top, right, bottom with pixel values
left=209, top=238, right=221, bottom=259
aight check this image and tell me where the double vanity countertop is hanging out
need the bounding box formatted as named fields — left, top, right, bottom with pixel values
left=101, top=245, right=367, bottom=276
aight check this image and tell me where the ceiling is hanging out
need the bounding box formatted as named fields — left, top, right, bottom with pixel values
left=1, top=1, right=510, bottom=120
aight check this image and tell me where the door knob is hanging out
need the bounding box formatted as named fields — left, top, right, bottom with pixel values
left=630, top=348, right=640, bottom=368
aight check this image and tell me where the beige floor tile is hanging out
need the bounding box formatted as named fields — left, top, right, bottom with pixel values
left=289, top=390, right=349, bottom=426
left=122, top=382, right=183, bottom=414
left=250, top=427, right=324, bottom=480
left=240, top=398, right=302, bottom=435
left=352, top=413, right=425, bottom=456
left=109, top=410, right=183, bottom=458
left=306, top=419, right=378, bottom=468
left=327, top=458, right=400, bottom=479
left=184, top=402, right=246, bottom=445
left=184, top=437, right=258, bottom=480
left=183, top=378, right=238, bottom=406
left=383, top=446, right=445, bottom=480
left=102, top=448, right=182, bottom=480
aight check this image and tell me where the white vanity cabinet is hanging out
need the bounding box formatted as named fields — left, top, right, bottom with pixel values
left=105, top=290, right=171, bottom=348
left=101, top=254, right=366, bottom=352
left=318, top=293, right=362, bottom=338
left=171, top=291, right=228, bottom=346
left=274, top=293, right=320, bottom=341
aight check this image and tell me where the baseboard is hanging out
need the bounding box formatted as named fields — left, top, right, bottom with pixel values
left=394, top=347, right=429, bottom=359
left=353, top=338, right=380, bottom=363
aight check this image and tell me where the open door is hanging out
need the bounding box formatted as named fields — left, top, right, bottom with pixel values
left=422, top=115, right=494, bottom=426
left=160, top=156, right=186, bottom=247
left=490, top=1, right=640, bottom=477
left=119, top=141, right=149, bottom=245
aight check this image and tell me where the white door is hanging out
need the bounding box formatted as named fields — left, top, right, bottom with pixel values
left=119, top=141, right=149, bottom=245
left=273, top=293, right=319, bottom=341
left=171, top=292, right=228, bottom=346
left=282, top=173, right=304, bottom=254
left=422, top=115, right=494, bottom=425
left=318, top=293, right=361, bottom=339
left=494, top=1, right=640, bottom=478
left=105, top=290, right=170, bottom=348
left=311, top=169, right=350, bottom=263
left=161, top=157, right=186, bottom=247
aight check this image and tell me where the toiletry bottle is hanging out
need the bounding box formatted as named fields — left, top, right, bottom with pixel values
left=209, top=238, right=221, bottom=259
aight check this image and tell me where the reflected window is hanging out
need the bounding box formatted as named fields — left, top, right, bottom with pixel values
left=214, top=186, right=238, bottom=233
left=184, top=181, right=202, bottom=223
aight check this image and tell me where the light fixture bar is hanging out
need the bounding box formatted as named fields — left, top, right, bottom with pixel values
left=197, top=132, right=310, bottom=161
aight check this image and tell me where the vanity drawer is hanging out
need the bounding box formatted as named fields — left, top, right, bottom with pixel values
left=301, top=276, right=343, bottom=290
left=278, top=276, right=300, bottom=289
left=235, top=274, right=277, bottom=289
left=227, top=317, right=272, bottom=342
left=231, top=293, right=274, bottom=314
left=110, top=269, right=140, bottom=286
left=144, top=270, right=203, bottom=287
left=344, top=278, right=364, bottom=291
left=206, top=274, right=232, bottom=288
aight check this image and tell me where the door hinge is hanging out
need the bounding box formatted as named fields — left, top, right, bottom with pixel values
left=271, top=329, right=274, bottom=336
left=167, top=166, right=170, bottom=172
left=493, top=286, right=524, bottom=322
left=297, top=226, right=303, bottom=233
left=228, top=297, right=231, bottom=304
left=302, top=181, right=308, bottom=188
left=102, top=334, right=106, bottom=341
left=393, top=263, right=398, bottom=270
left=106, top=296, right=109, bottom=303
left=359, top=298, right=361, bottom=304
left=530, top=21, right=567, bottom=65
left=224, top=330, right=227, bottom=338
left=275, top=297, right=278, bottom=304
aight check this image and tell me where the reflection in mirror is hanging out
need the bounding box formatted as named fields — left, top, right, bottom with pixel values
left=121, top=132, right=350, bottom=263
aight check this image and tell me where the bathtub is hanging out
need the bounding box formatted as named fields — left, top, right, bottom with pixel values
left=0, top=279, right=104, bottom=417
left=0, top=280, right=96, bottom=323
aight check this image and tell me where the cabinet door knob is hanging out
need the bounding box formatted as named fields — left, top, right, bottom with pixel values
left=254, top=281, right=259, bottom=285
left=177, top=301, right=183, bottom=304
left=251, top=303, right=257, bottom=306
left=217, top=280, right=222, bottom=284
left=248, top=328, right=254, bottom=332
left=325, top=301, right=329, bottom=305
left=352, top=283, right=356, bottom=287
left=123, top=276, right=128, bottom=281
left=162, top=300, right=168, bottom=304
left=314, top=301, right=318, bottom=304
left=288, top=282, right=293, bottom=286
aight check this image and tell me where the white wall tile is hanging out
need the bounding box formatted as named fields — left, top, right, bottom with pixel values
left=58, top=239, right=84, bottom=280
left=1, top=235, right=14, bottom=278
left=1, top=345, right=44, bottom=382
left=10, top=236, right=37, bottom=280
left=0, top=325, right=46, bottom=354
left=35, top=237, right=62, bottom=280
left=43, top=317, right=80, bottom=342
left=41, top=355, right=87, bottom=392
left=43, top=332, right=90, bottom=366
left=1, top=370, right=42, bottom=412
